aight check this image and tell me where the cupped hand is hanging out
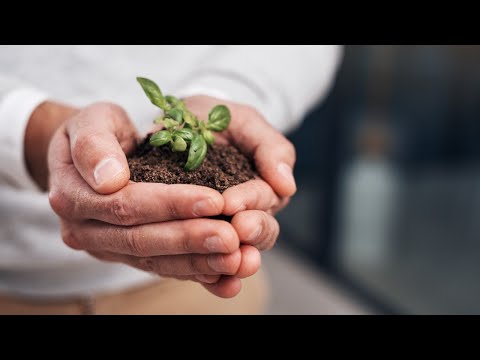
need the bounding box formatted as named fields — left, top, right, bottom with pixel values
left=184, top=95, right=295, bottom=234
left=47, top=102, right=263, bottom=298
left=183, top=96, right=297, bottom=296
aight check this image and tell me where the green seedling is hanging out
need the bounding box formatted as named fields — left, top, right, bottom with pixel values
left=137, top=77, right=231, bottom=171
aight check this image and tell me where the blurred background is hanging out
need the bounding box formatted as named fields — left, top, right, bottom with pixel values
left=265, top=45, right=480, bottom=314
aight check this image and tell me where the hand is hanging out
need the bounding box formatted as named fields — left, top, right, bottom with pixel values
left=46, top=102, right=258, bottom=298
left=184, top=96, right=297, bottom=294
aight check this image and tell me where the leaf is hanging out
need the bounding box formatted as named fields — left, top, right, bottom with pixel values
left=150, top=130, right=171, bottom=147
left=165, top=95, right=180, bottom=106
left=207, top=105, right=231, bottom=132
left=202, top=129, right=215, bottom=145
left=185, top=134, right=207, bottom=171
left=174, top=128, right=194, bottom=142
left=161, top=118, right=179, bottom=130
left=172, top=136, right=187, bottom=152
left=166, top=108, right=183, bottom=123
left=166, top=95, right=186, bottom=110
left=137, top=77, right=168, bottom=110
left=183, top=111, right=197, bottom=127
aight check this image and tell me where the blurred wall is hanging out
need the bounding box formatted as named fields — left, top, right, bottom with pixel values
left=278, top=45, right=480, bottom=314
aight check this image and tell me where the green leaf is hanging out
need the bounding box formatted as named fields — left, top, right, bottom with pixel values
left=166, top=108, right=183, bottom=123
left=207, top=105, right=231, bottom=132
left=166, top=95, right=186, bottom=110
left=202, top=129, right=215, bottom=145
left=150, top=130, right=171, bottom=147
left=174, top=128, right=194, bottom=142
left=137, top=77, right=167, bottom=110
left=185, top=134, right=207, bottom=171
left=165, top=95, right=180, bottom=106
left=183, top=111, right=197, bottom=127
left=161, top=118, right=179, bottom=130
left=172, top=136, right=187, bottom=152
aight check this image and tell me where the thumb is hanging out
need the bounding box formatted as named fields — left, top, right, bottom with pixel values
left=66, top=102, right=138, bottom=195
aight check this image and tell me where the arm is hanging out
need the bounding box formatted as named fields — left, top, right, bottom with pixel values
left=0, top=75, right=50, bottom=190
left=25, top=101, right=78, bottom=190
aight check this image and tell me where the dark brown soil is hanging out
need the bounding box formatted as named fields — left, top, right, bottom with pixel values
left=128, top=135, right=256, bottom=193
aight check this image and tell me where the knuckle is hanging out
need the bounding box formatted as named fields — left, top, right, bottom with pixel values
left=166, top=199, right=179, bottom=219
left=61, top=224, right=82, bottom=250
left=71, top=133, right=92, bottom=160
left=48, top=189, right=67, bottom=216
left=188, top=255, right=204, bottom=274
left=217, top=222, right=239, bottom=252
left=123, top=227, right=147, bottom=257
left=180, top=233, right=193, bottom=253
left=136, top=257, right=157, bottom=273
left=263, top=215, right=280, bottom=250
left=110, top=195, right=135, bottom=226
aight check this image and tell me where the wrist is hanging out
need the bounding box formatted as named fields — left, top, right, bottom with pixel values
left=24, top=101, right=79, bottom=190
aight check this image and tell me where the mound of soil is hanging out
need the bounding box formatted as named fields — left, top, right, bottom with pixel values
left=128, top=135, right=256, bottom=193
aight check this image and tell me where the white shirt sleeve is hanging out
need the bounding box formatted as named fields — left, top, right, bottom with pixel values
left=0, top=74, right=49, bottom=191
left=174, top=45, right=343, bottom=133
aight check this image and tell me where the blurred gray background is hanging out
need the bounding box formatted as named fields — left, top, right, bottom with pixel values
left=266, top=45, right=480, bottom=314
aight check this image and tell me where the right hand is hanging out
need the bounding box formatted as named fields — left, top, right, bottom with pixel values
left=47, top=102, right=258, bottom=298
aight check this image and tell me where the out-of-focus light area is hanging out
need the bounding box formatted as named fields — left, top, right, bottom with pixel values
left=273, top=45, right=480, bottom=314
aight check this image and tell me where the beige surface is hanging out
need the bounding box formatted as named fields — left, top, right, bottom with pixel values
left=263, top=248, right=372, bottom=315
left=0, top=272, right=267, bottom=315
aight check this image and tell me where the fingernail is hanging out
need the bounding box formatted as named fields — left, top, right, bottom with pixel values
left=204, top=236, right=225, bottom=252
left=94, top=157, right=125, bottom=185
left=246, top=225, right=263, bottom=242
left=277, top=162, right=296, bottom=188
left=193, top=198, right=217, bottom=217
left=207, top=254, right=226, bottom=272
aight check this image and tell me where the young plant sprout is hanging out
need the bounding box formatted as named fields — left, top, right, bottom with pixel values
left=137, top=77, right=231, bottom=171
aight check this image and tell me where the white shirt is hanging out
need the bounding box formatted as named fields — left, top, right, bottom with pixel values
left=0, top=45, right=342, bottom=298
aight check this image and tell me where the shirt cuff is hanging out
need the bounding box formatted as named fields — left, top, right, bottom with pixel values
left=0, top=87, right=49, bottom=191
left=173, top=72, right=290, bottom=133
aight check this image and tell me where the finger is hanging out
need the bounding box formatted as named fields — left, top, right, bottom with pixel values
left=65, top=218, right=239, bottom=256
left=231, top=210, right=280, bottom=251
left=194, top=275, right=221, bottom=284
left=183, top=97, right=297, bottom=197
left=266, top=197, right=291, bottom=216
left=272, top=197, right=291, bottom=215
left=227, top=107, right=297, bottom=198
left=49, top=179, right=224, bottom=225
left=222, top=179, right=281, bottom=215
left=66, top=102, right=138, bottom=194
left=85, top=251, right=221, bottom=284
left=121, top=249, right=242, bottom=276
left=235, top=245, right=261, bottom=279
left=202, top=276, right=242, bottom=298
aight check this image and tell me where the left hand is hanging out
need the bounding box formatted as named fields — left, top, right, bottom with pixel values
left=183, top=96, right=297, bottom=298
